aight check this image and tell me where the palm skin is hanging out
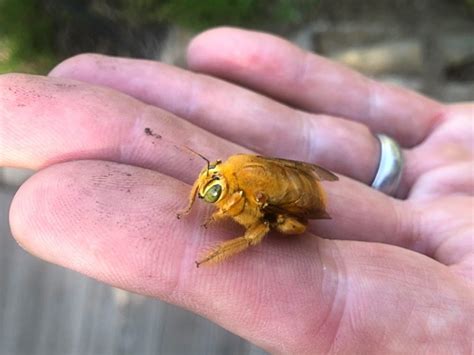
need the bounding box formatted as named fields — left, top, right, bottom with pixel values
left=1, top=28, right=472, bottom=354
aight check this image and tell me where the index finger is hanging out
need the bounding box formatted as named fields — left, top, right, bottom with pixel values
left=187, top=27, right=444, bottom=147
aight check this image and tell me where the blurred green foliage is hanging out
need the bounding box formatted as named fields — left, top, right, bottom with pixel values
left=0, top=0, right=56, bottom=73
left=0, top=0, right=312, bottom=74
left=0, top=0, right=472, bottom=74
left=90, top=0, right=313, bottom=34
left=113, top=0, right=306, bottom=29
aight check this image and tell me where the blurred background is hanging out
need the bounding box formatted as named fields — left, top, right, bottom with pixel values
left=0, top=0, right=473, bottom=354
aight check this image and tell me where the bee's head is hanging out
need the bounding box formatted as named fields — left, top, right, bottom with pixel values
left=197, top=160, right=227, bottom=203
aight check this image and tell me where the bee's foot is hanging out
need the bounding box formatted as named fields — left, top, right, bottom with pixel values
left=201, top=218, right=214, bottom=229
left=176, top=210, right=189, bottom=220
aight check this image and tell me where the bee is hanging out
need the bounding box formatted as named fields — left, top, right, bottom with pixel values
left=177, top=154, right=338, bottom=266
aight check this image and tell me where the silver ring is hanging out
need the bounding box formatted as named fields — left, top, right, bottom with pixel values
left=371, top=134, right=404, bottom=196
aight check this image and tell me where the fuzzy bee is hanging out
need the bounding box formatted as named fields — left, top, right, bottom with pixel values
left=177, top=154, right=338, bottom=266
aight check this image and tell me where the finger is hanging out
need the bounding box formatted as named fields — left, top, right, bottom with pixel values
left=0, top=73, right=417, bottom=250
left=11, top=160, right=471, bottom=354
left=0, top=73, right=245, bottom=184
left=49, top=54, right=381, bottom=184
left=187, top=27, right=444, bottom=147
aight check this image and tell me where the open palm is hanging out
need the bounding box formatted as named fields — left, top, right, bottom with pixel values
left=2, top=28, right=472, bottom=354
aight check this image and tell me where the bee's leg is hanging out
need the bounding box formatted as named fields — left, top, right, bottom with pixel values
left=274, top=215, right=307, bottom=235
left=176, top=179, right=201, bottom=219
left=202, top=191, right=245, bottom=228
left=196, top=221, right=270, bottom=267
left=202, top=208, right=229, bottom=228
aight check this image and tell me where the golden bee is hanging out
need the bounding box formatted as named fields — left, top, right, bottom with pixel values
left=177, top=154, right=338, bottom=266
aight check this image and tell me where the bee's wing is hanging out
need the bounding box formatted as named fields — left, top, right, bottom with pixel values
left=255, top=156, right=338, bottom=181
left=250, top=156, right=335, bottom=220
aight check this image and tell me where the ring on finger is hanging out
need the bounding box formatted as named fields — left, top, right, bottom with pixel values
left=371, top=134, right=404, bottom=196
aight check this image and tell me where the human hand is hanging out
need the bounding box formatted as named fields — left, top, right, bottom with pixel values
left=2, top=28, right=472, bottom=353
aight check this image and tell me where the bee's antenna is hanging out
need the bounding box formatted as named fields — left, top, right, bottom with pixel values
left=177, top=145, right=211, bottom=174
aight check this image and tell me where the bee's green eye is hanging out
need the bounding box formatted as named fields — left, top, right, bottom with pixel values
left=204, top=184, right=222, bottom=203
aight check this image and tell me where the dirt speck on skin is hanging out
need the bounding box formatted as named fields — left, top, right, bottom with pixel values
left=7, top=85, right=53, bottom=99
left=144, top=127, right=162, bottom=139
left=53, top=83, right=78, bottom=89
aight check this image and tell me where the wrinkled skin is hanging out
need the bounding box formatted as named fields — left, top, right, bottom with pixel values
left=1, top=28, right=472, bottom=354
